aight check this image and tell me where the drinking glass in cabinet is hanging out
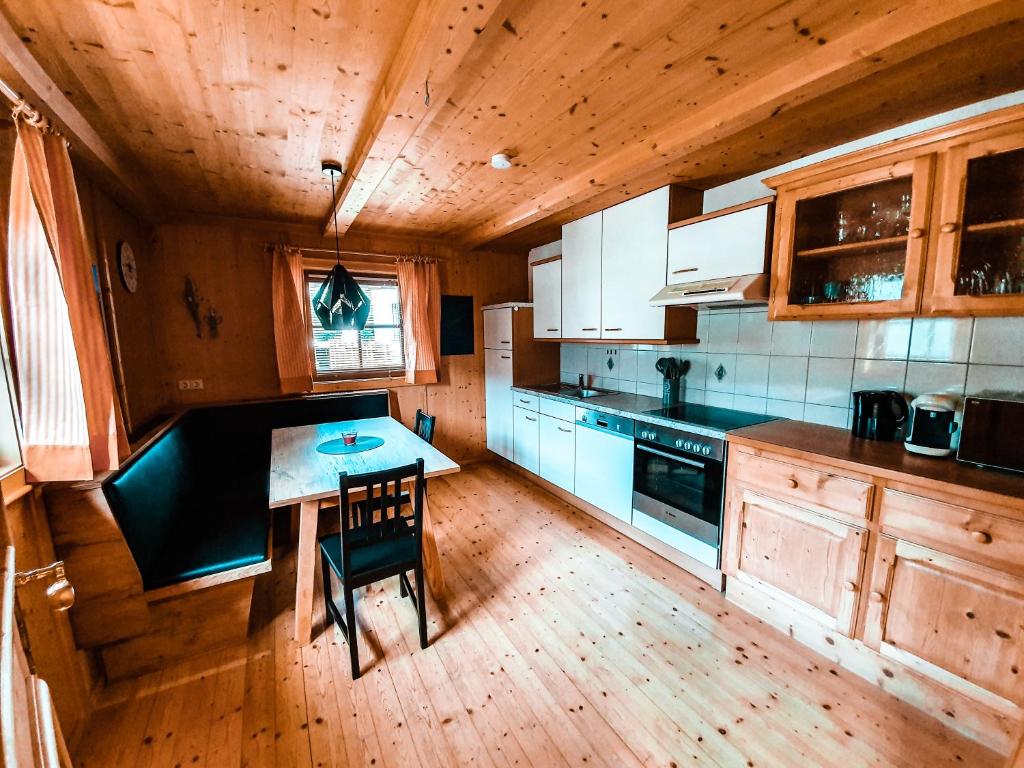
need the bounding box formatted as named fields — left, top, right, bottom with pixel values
left=789, top=176, right=913, bottom=305
left=953, top=147, right=1024, bottom=296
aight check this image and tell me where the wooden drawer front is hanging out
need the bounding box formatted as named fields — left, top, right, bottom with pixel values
left=867, top=537, right=1024, bottom=709
left=539, top=396, right=575, bottom=422
left=879, top=489, right=1024, bottom=576
left=512, top=392, right=540, bottom=411
left=728, top=449, right=872, bottom=523
left=725, top=489, right=866, bottom=636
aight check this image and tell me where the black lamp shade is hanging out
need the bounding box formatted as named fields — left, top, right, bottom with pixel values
left=313, top=264, right=371, bottom=331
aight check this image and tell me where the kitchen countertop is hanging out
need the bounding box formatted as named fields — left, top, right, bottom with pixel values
left=729, top=419, right=1024, bottom=502
left=510, top=384, right=725, bottom=435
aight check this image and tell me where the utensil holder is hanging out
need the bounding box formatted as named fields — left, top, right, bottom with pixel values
left=662, top=378, right=680, bottom=407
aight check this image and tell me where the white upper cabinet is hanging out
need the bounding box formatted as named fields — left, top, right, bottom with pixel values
left=532, top=260, right=562, bottom=339
left=601, top=187, right=669, bottom=340
left=561, top=211, right=603, bottom=339
left=483, top=307, right=513, bottom=350
left=667, top=202, right=770, bottom=284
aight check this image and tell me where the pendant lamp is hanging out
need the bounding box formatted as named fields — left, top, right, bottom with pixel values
left=313, top=161, right=371, bottom=331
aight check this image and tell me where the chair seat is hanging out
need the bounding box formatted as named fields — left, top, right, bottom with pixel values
left=319, top=529, right=418, bottom=583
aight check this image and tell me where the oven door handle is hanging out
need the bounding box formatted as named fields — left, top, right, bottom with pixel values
left=636, top=443, right=706, bottom=469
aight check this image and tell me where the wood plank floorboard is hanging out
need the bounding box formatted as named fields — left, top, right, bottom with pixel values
left=72, top=462, right=1002, bottom=768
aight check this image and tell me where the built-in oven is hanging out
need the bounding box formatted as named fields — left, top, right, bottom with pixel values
left=632, top=422, right=726, bottom=587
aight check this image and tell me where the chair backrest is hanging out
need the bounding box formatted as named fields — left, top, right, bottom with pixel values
left=414, top=409, right=436, bottom=445
left=337, top=459, right=425, bottom=566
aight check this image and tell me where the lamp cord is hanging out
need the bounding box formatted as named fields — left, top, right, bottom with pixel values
left=330, top=170, right=341, bottom=265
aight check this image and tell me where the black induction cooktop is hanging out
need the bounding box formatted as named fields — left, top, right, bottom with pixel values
left=643, top=403, right=777, bottom=434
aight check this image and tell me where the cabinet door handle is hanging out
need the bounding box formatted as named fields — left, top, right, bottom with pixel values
left=500, top=339, right=511, bottom=344
left=785, top=477, right=799, bottom=489
left=909, top=227, right=925, bottom=239
left=557, top=426, right=572, bottom=433
left=939, top=222, right=959, bottom=234
left=672, top=267, right=699, bottom=275
left=604, top=327, right=623, bottom=332
left=842, top=580, right=857, bottom=592
left=581, top=327, right=598, bottom=332
left=519, top=398, right=532, bottom=404
left=546, top=328, right=559, bottom=332
left=868, top=591, right=885, bottom=604
left=500, top=355, right=511, bottom=359
left=969, top=530, right=992, bottom=544
left=524, top=415, right=537, bottom=422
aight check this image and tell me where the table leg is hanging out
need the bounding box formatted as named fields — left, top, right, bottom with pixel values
left=294, top=499, right=319, bottom=644
left=421, top=493, right=447, bottom=598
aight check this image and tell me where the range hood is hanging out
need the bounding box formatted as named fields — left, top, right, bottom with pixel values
left=650, top=273, right=768, bottom=308
left=650, top=199, right=772, bottom=308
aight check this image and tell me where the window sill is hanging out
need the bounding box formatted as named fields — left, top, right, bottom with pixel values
left=312, top=376, right=420, bottom=393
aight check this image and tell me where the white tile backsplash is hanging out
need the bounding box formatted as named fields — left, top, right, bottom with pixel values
left=558, top=310, right=1024, bottom=428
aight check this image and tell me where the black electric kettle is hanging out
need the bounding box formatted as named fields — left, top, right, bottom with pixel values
left=851, top=390, right=910, bottom=441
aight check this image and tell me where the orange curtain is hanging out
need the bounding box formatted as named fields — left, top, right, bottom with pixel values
left=5, top=116, right=127, bottom=481
left=396, top=257, right=441, bottom=385
left=271, top=245, right=313, bottom=393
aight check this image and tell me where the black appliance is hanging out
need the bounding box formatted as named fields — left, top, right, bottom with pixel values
left=851, top=390, right=909, bottom=441
left=957, top=393, right=1024, bottom=474
left=631, top=404, right=776, bottom=589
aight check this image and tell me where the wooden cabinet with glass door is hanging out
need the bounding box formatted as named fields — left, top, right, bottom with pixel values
left=769, top=155, right=935, bottom=319
left=926, top=134, right=1024, bottom=315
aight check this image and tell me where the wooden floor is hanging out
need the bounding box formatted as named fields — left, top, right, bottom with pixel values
left=73, top=462, right=1001, bottom=768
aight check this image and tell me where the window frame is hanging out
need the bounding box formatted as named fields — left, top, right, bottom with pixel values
left=302, top=269, right=407, bottom=383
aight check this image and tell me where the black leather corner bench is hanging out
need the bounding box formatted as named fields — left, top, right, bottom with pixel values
left=103, top=390, right=391, bottom=592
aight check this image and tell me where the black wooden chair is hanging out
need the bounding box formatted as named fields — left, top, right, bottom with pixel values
left=319, top=459, right=428, bottom=679
left=414, top=408, right=436, bottom=445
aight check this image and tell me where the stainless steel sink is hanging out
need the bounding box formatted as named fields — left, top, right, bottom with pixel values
left=531, top=382, right=614, bottom=400
left=576, top=387, right=604, bottom=398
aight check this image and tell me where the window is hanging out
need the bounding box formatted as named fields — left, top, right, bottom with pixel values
left=305, top=272, right=405, bottom=379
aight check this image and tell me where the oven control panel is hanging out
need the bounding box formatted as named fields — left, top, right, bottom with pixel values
left=635, top=424, right=724, bottom=462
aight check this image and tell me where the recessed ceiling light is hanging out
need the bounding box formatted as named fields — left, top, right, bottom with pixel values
left=490, top=153, right=512, bottom=170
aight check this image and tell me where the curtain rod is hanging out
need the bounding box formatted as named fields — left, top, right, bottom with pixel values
left=0, top=76, right=45, bottom=126
left=266, top=243, right=445, bottom=261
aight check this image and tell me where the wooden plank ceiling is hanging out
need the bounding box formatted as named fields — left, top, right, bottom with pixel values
left=1, top=0, right=1023, bottom=248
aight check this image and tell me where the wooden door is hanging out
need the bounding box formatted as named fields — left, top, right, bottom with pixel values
left=601, top=187, right=668, bottom=340
left=0, top=547, right=71, bottom=768
left=484, top=349, right=514, bottom=461
left=925, top=133, right=1024, bottom=315
left=863, top=536, right=1024, bottom=713
left=482, top=307, right=513, bottom=350
left=532, top=260, right=562, bottom=339
left=769, top=155, right=935, bottom=320
left=561, top=211, right=603, bottom=339
left=723, top=487, right=867, bottom=636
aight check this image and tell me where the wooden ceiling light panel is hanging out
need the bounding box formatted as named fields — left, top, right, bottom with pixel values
left=0, top=0, right=417, bottom=222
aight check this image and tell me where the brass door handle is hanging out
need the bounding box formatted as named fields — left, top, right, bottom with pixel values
left=909, top=228, right=925, bottom=239
left=939, top=222, right=959, bottom=234
left=16, top=561, right=75, bottom=612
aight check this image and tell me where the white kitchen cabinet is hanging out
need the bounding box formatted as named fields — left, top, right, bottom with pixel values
left=483, top=307, right=513, bottom=350
left=532, top=260, right=562, bottom=339
left=513, top=406, right=540, bottom=474
left=538, top=414, right=575, bottom=492
left=561, top=211, right=603, bottom=339
left=600, top=187, right=669, bottom=341
left=485, top=348, right=514, bottom=460
left=574, top=422, right=634, bottom=524
left=667, top=202, right=770, bottom=284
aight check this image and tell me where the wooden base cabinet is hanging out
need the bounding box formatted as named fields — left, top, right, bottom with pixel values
left=723, top=441, right=1024, bottom=753
left=863, top=536, right=1024, bottom=716
left=724, top=487, right=867, bottom=637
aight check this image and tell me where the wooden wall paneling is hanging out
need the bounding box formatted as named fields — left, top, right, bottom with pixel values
left=41, top=484, right=149, bottom=649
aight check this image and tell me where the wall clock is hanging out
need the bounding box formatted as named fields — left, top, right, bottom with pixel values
left=117, top=241, right=138, bottom=293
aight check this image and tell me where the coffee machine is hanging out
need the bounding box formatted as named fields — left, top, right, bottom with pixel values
left=905, top=394, right=961, bottom=457
left=851, top=390, right=909, bottom=441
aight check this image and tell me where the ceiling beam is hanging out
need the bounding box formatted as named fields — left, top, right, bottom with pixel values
left=0, top=10, right=160, bottom=221
left=322, top=0, right=514, bottom=238
left=458, top=0, right=1023, bottom=248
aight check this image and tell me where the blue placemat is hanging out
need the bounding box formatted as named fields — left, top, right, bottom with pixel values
left=317, top=435, right=385, bottom=455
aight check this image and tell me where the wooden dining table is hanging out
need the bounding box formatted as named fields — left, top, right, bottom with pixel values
left=269, top=416, right=461, bottom=644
